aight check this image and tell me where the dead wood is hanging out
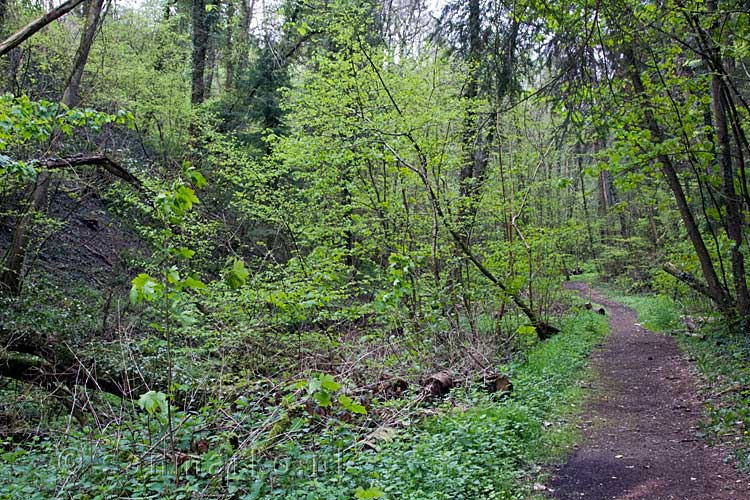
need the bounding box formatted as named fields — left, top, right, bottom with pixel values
left=41, top=154, right=143, bottom=190
left=536, top=322, right=561, bottom=340
left=375, top=376, right=408, bottom=400
left=483, top=373, right=513, bottom=396
left=421, top=371, right=454, bottom=398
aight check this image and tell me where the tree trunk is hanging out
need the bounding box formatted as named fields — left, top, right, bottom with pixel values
left=1, top=0, right=107, bottom=295
left=0, top=0, right=8, bottom=34
left=456, top=0, right=486, bottom=245
left=0, top=174, right=51, bottom=294
left=224, top=0, right=234, bottom=90
left=235, top=0, right=254, bottom=80
left=62, top=0, right=105, bottom=108
left=704, top=0, right=750, bottom=319
left=191, top=0, right=208, bottom=105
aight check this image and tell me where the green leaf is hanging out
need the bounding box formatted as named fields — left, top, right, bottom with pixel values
left=137, top=390, right=169, bottom=420
left=355, top=486, right=384, bottom=499
left=313, top=390, right=333, bottom=407
left=338, top=394, right=367, bottom=414
left=167, top=266, right=180, bottom=284
left=130, top=273, right=161, bottom=303
left=517, top=325, right=537, bottom=336
left=319, top=373, right=341, bottom=391
left=226, top=258, right=249, bottom=289
left=189, top=170, right=207, bottom=189
left=183, top=275, right=207, bottom=290
left=177, top=247, right=195, bottom=260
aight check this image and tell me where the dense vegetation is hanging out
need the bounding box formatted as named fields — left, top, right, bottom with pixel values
left=0, top=0, right=749, bottom=497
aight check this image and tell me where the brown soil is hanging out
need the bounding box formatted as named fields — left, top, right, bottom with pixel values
left=550, top=282, right=750, bottom=500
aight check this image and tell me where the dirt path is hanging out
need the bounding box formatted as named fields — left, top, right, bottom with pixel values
left=550, top=282, right=750, bottom=500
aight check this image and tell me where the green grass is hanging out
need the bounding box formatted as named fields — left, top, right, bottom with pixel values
left=295, top=311, right=608, bottom=500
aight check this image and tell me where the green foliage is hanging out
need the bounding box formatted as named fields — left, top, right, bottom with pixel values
left=224, top=257, right=249, bottom=290
left=613, top=292, right=684, bottom=333
left=137, top=390, right=170, bottom=421
left=0, top=311, right=606, bottom=499
left=0, top=94, right=133, bottom=180
left=676, top=322, right=750, bottom=470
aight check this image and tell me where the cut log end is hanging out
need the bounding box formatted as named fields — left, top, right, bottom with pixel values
left=484, top=373, right=513, bottom=396
left=421, top=371, right=454, bottom=398
left=535, top=323, right=561, bottom=341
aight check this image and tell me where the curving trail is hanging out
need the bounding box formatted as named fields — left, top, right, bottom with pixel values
left=551, top=282, right=750, bottom=500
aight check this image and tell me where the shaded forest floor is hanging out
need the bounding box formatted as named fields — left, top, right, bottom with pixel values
left=550, top=282, right=750, bottom=499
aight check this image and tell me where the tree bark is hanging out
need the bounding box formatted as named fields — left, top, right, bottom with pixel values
left=1, top=0, right=109, bottom=295
left=224, top=0, right=235, bottom=90
left=0, top=0, right=8, bottom=34
left=0, top=174, right=51, bottom=294
left=191, top=0, right=208, bottom=105
left=456, top=0, right=486, bottom=245
left=62, top=0, right=106, bottom=108
left=0, top=0, right=87, bottom=57
left=704, top=0, right=750, bottom=318
left=662, top=262, right=718, bottom=301
left=235, top=0, right=255, bottom=80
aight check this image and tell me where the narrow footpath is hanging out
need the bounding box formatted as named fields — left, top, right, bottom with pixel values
left=551, top=282, right=750, bottom=499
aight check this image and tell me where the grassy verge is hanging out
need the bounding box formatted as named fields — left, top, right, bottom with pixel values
left=595, top=287, right=750, bottom=471
left=300, top=310, right=608, bottom=500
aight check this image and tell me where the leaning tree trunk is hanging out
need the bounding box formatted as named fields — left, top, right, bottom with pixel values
left=0, top=0, right=105, bottom=295
left=0, top=0, right=87, bottom=56
left=63, top=0, right=105, bottom=108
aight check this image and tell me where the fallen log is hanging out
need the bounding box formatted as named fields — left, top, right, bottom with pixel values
left=375, top=376, right=408, bottom=400
left=536, top=322, right=561, bottom=340
left=420, top=371, right=514, bottom=398
left=41, top=154, right=143, bottom=190
left=421, top=371, right=454, bottom=398
left=0, top=348, right=132, bottom=399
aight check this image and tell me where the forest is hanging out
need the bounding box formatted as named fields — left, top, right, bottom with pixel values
left=1, top=0, right=750, bottom=498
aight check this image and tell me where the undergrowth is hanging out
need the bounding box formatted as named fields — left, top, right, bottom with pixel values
left=0, top=310, right=607, bottom=499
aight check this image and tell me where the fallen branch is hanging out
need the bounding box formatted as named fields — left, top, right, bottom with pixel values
left=41, top=154, right=143, bottom=190
left=0, top=347, right=131, bottom=399
left=662, top=262, right=720, bottom=302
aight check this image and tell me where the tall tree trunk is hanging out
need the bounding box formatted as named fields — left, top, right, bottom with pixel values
left=0, top=0, right=8, bottom=34
left=577, top=143, right=595, bottom=256
left=235, top=0, right=254, bottom=80
left=191, top=0, right=207, bottom=105
left=63, top=0, right=105, bottom=108
left=705, top=0, right=750, bottom=319
left=224, top=0, right=234, bottom=90
left=205, top=43, right=216, bottom=99
left=456, top=0, right=486, bottom=245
